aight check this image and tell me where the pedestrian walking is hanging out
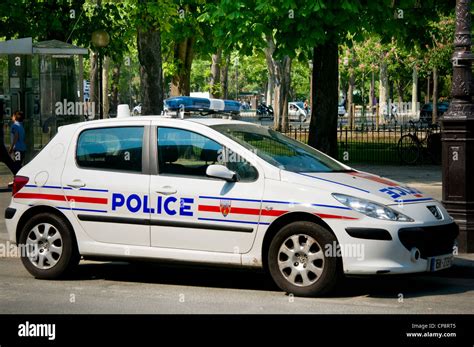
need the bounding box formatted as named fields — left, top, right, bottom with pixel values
left=9, top=110, right=26, bottom=175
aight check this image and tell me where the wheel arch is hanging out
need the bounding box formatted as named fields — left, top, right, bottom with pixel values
left=16, top=205, right=78, bottom=249
left=261, top=212, right=339, bottom=271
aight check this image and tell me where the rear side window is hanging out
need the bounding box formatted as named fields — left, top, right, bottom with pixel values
left=76, top=127, right=144, bottom=172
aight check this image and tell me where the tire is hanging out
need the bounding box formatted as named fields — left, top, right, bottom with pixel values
left=268, top=221, right=341, bottom=297
left=398, top=134, right=421, bottom=165
left=19, top=213, right=80, bottom=279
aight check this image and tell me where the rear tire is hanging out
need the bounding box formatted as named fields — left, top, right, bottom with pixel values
left=19, top=213, right=80, bottom=279
left=268, top=222, right=341, bottom=297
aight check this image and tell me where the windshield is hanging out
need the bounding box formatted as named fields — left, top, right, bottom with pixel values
left=294, top=102, right=304, bottom=109
left=211, top=124, right=348, bottom=173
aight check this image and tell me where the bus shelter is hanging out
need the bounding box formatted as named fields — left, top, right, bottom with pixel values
left=0, top=37, right=88, bottom=162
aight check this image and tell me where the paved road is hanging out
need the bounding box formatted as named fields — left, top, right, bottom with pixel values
left=0, top=165, right=473, bottom=314
left=0, top=255, right=473, bottom=314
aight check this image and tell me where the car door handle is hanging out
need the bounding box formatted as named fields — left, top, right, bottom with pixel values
left=155, top=186, right=177, bottom=195
left=67, top=180, right=86, bottom=189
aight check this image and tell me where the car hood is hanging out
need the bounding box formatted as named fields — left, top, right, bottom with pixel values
left=281, top=170, right=434, bottom=206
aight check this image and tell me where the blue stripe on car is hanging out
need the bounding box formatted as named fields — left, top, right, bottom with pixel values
left=298, top=173, right=371, bottom=193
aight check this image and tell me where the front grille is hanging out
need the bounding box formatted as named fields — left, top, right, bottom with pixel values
left=398, top=222, right=458, bottom=258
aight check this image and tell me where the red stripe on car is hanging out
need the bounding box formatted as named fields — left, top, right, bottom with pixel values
left=315, top=213, right=359, bottom=220
left=14, top=193, right=108, bottom=205
left=198, top=205, right=287, bottom=217
left=198, top=205, right=357, bottom=219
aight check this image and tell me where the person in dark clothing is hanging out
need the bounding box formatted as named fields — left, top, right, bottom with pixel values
left=0, top=101, right=17, bottom=175
left=9, top=110, right=26, bottom=174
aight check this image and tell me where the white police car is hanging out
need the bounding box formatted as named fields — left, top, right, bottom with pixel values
left=5, top=102, right=458, bottom=296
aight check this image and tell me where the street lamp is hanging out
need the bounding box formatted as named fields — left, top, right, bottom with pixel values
left=91, top=29, right=110, bottom=119
left=441, top=0, right=474, bottom=252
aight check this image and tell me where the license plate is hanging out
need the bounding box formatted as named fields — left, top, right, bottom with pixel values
left=428, top=254, right=453, bottom=272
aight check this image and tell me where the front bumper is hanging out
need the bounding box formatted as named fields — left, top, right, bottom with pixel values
left=329, top=218, right=458, bottom=275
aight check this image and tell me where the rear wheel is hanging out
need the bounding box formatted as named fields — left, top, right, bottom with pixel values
left=398, top=134, right=421, bottom=164
left=19, top=213, right=79, bottom=279
left=268, top=222, right=340, bottom=297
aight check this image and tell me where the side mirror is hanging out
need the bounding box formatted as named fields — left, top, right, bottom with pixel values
left=206, top=164, right=238, bottom=182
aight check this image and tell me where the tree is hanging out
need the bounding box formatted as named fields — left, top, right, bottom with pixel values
left=203, top=0, right=300, bottom=131
left=305, top=1, right=455, bottom=156
left=423, top=14, right=455, bottom=123
left=134, top=0, right=174, bottom=115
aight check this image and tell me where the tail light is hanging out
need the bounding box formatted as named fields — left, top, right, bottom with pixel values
left=12, top=176, right=29, bottom=196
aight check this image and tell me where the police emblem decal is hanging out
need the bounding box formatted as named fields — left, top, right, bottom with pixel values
left=220, top=200, right=232, bottom=217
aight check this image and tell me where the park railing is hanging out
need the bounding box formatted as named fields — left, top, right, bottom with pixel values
left=283, top=123, right=441, bottom=165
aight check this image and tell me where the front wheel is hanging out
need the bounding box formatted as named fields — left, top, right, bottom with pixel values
left=398, top=134, right=421, bottom=165
left=268, top=222, right=341, bottom=297
left=19, top=213, right=80, bottom=279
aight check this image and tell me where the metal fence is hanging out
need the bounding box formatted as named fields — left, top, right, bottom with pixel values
left=283, top=123, right=441, bottom=165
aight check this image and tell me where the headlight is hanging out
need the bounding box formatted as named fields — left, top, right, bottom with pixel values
left=332, top=193, right=414, bottom=222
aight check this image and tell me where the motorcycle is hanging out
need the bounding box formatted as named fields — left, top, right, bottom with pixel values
left=256, top=103, right=274, bottom=120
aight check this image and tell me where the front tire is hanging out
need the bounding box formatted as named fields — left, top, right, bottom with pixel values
left=268, top=222, right=340, bottom=297
left=19, top=213, right=79, bottom=279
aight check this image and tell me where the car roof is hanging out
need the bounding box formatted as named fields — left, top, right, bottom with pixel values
left=59, top=116, right=256, bottom=132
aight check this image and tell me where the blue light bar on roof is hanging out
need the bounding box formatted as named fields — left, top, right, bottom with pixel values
left=164, top=96, right=241, bottom=114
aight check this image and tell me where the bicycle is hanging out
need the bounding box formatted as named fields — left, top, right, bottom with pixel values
left=397, top=120, right=441, bottom=165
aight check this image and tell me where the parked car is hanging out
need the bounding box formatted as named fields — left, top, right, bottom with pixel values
left=6, top=106, right=458, bottom=297
left=288, top=102, right=308, bottom=122
left=420, top=102, right=449, bottom=124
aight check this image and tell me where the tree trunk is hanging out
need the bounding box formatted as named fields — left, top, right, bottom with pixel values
left=220, top=55, right=229, bottom=99
left=210, top=48, right=222, bottom=98
left=426, top=75, right=431, bottom=104
left=379, top=60, right=388, bottom=121
left=308, top=41, right=339, bottom=157
left=432, top=67, right=438, bottom=124
left=110, top=63, right=121, bottom=114
left=266, top=74, right=274, bottom=106
left=89, top=50, right=98, bottom=117
left=170, top=37, right=195, bottom=96
left=347, top=73, right=355, bottom=128
left=369, top=70, right=375, bottom=114
left=137, top=25, right=164, bottom=115
left=411, top=65, right=418, bottom=116
left=102, top=55, right=110, bottom=118
left=264, top=35, right=277, bottom=110
left=276, top=56, right=291, bottom=132
left=396, top=80, right=403, bottom=114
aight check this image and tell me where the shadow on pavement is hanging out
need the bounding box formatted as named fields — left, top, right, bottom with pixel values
left=65, top=259, right=474, bottom=298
